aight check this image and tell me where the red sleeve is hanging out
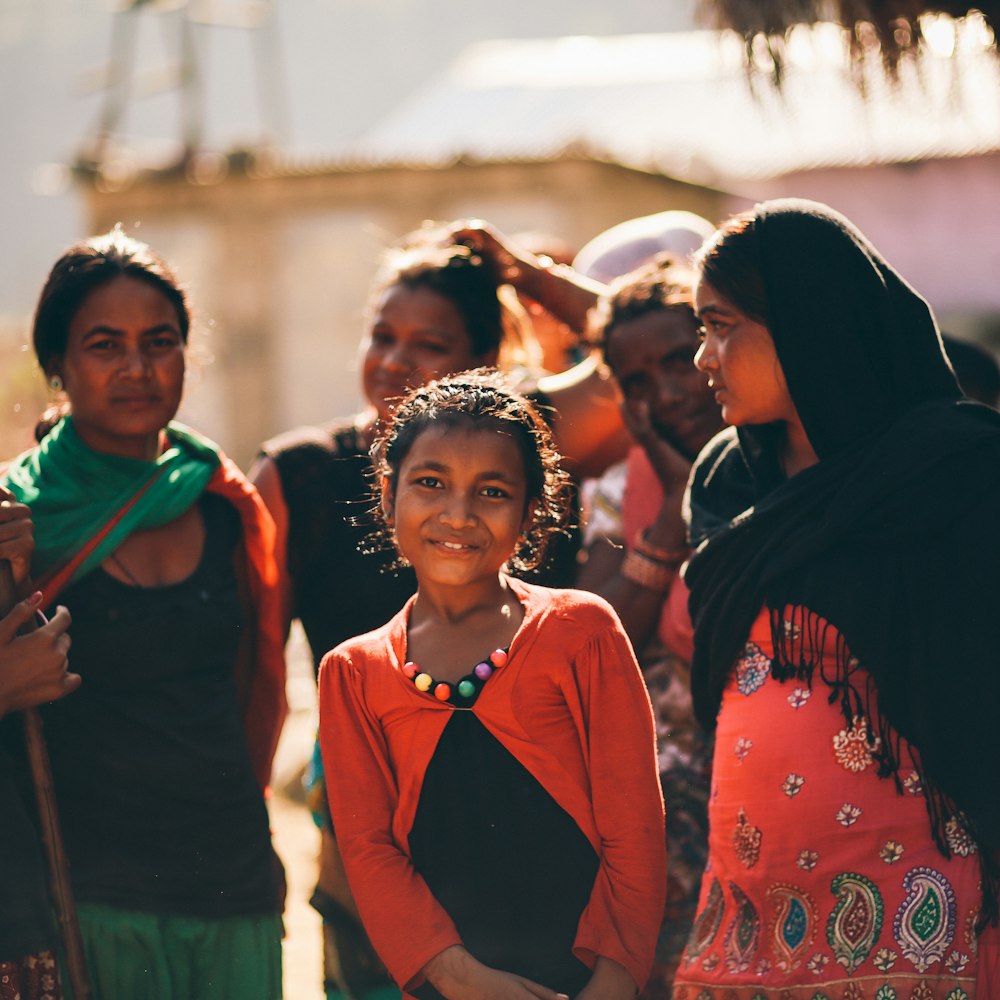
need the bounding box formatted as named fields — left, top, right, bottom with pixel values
left=568, top=620, right=667, bottom=989
left=318, top=649, right=462, bottom=991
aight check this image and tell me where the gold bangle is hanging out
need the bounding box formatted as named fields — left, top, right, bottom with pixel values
left=621, top=549, right=674, bottom=591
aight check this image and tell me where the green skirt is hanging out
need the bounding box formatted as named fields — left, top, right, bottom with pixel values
left=65, top=903, right=282, bottom=1000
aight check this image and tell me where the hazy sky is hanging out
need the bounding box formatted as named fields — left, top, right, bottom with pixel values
left=0, top=0, right=698, bottom=322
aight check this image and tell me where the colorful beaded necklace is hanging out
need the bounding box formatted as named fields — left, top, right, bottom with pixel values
left=401, top=647, right=509, bottom=708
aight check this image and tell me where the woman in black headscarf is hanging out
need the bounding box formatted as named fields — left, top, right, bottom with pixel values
left=672, top=199, right=999, bottom=999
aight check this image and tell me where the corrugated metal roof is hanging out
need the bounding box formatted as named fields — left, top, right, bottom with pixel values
left=344, top=28, right=1000, bottom=184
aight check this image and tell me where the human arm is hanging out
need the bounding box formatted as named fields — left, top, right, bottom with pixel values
left=567, top=616, right=667, bottom=990
left=576, top=957, right=637, bottom=1000
left=578, top=403, right=691, bottom=648
left=452, top=220, right=604, bottom=334
left=248, top=453, right=294, bottom=639
left=422, top=945, right=570, bottom=1000
left=318, top=649, right=464, bottom=992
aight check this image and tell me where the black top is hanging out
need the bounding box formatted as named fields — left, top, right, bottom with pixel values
left=408, top=711, right=598, bottom=999
left=39, top=494, right=276, bottom=916
left=0, top=724, right=55, bottom=961
left=264, top=421, right=416, bottom=672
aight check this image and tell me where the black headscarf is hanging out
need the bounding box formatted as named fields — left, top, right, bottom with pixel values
left=684, top=199, right=1000, bottom=924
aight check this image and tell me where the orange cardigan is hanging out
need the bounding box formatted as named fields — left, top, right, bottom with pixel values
left=319, top=577, right=666, bottom=995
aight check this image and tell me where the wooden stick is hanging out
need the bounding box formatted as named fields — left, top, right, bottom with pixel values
left=0, top=562, right=92, bottom=999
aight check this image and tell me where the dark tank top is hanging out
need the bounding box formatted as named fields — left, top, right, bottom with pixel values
left=40, top=493, right=276, bottom=916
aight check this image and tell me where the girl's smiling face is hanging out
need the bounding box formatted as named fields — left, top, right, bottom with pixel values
left=384, top=423, right=531, bottom=593
left=693, top=279, right=797, bottom=429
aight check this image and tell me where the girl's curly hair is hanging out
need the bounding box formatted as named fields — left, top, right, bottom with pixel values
left=369, top=369, right=572, bottom=573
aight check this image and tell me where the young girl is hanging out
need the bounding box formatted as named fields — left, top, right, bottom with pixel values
left=318, top=371, right=666, bottom=1000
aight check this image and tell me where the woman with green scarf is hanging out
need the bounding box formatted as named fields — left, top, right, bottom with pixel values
left=3, top=229, right=287, bottom=1000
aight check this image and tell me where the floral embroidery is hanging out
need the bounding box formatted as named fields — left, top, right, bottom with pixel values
left=945, top=950, right=969, bottom=975
left=910, top=983, right=934, bottom=1000
left=767, top=883, right=817, bottom=972
left=787, top=687, right=811, bottom=709
left=842, top=985, right=865, bottom=1000
left=827, top=872, right=884, bottom=974
left=833, top=715, right=880, bottom=772
left=686, top=878, right=725, bottom=961
left=875, top=987, right=898, bottom=1000
left=893, top=866, right=957, bottom=973
left=736, top=642, right=771, bottom=695
left=734, top=736, right=753, bottom=762
left=734, top=808, right=762, bottom=868
left=782, top=773, right=805, bottom=797
left=880, top=840, right=904, bottom=864
left=873, top=947, right=898, bottom=971
left=964, top=908, right=979, bottom=955
left=701, top=953, right=720, bottom=972
left=903, top=771, right=924, bottom=796
left=944, top=816, right=977, bottom=857
left=806, top=952, right=829, bottom=975
left=723, top=881, right=761, bottom=973
left=835, top=803, right=862, bottom=827
left=797, top=850, right=820, bottom=871
left=754, top=957, right=772, bottom=976
left=945, top=990, right=970, bottom=1000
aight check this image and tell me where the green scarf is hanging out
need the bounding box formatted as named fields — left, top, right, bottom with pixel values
left=2, top=416, right=220, bottom=586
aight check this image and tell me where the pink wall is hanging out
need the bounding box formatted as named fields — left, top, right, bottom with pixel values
left=723, top=153, right=1000, bottom=318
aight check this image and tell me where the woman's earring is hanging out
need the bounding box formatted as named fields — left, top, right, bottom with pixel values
left=49, top=375, right=63, bottom=392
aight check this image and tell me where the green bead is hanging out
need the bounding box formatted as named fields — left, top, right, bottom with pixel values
left=458, top=680, right=476, bottom=699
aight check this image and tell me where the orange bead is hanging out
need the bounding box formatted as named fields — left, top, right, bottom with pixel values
left=434, top=683, right=451, bottom=701
left=489, top=648, right=508, bottom=668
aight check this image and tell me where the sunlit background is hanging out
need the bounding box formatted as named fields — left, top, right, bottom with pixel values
left=1, top=0, right=998, bottom=467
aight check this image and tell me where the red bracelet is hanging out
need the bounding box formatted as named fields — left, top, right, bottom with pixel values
left=633, top=528, right=689, bottom=566
left=621, top=549, right=675, bottom=591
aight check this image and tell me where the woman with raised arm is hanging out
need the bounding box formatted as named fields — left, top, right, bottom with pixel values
left=673, top=199, right=1000, bottom=998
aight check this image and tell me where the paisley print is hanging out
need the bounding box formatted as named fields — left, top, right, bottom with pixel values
left=827, top=872, right=884, bottom=974
left=723, top=882, right=760, bottom=974
left=686, top=878, right=725, bottom=961
left=893, top=867, right=956, bottom=973
left=766, top=883, right=817, bottom=972
left=735, top=642, right=771, bottom=695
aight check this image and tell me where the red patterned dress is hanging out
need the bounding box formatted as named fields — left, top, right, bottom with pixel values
left=673, top=607, right=999, bottom=1000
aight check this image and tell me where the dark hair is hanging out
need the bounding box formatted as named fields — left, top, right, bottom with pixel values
left=370, top=235, right=504, bottom=359
left=33, top=226, right=190, bottom=374
left=941, top=332, right=1000, bottom=408
left=590, top=252, right=698, bottom=359
left=371, top=369, right=571, bottom=572
left=692, top=211, right=770, bottom=325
